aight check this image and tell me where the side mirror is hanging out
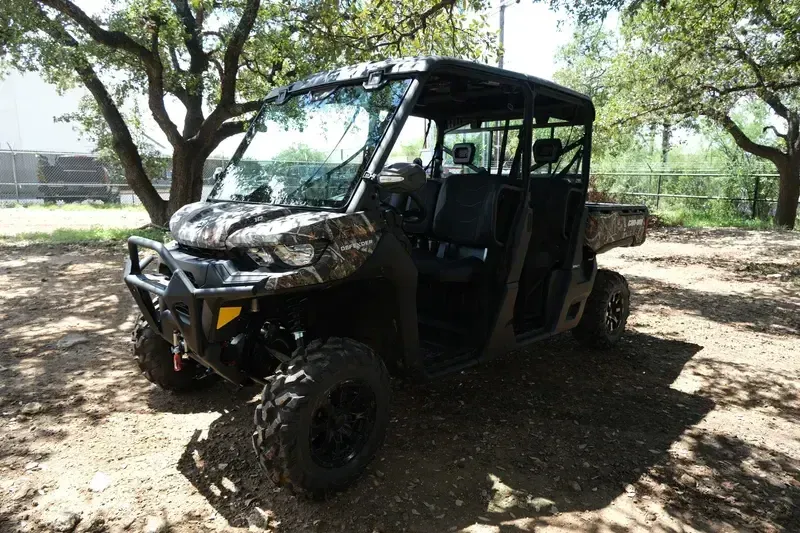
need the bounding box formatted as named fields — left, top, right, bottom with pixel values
left=376, top=162, right=426, bottom=193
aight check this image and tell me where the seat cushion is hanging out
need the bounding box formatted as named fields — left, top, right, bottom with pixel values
left=413, top=249, right=483, bottom=283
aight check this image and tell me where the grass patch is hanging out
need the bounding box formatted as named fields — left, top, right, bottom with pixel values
left=0, top=202, right=145, bottom=211
left=1, top=227, right=168, bottom=245
left=657, top=209, right=778, bottom=230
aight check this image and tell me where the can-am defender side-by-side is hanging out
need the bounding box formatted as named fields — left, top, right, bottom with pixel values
left=124, top=57, right=648, bottom=495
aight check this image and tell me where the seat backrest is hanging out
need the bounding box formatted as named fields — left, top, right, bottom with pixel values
left=527, top=175, right=578, bottom=267
left=432, top=172, right=501, bottom=248
left=403, top=179, right=442, bottom=234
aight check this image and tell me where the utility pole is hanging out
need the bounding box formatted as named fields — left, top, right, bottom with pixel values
left=498, top=0, right=520, bottom=69
left=495, top=0, right=519, bottom=171
left=499, top=2, right=506, bottom=68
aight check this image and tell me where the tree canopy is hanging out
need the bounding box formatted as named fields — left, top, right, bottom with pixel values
left=555, top=0, right=800, bottom=227
left=0, top=0, right=495, bottom=224
left=614, top=0, right=800, bottom=227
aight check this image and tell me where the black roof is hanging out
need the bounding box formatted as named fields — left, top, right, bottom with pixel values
left=266, top=56, right=594, bottom=115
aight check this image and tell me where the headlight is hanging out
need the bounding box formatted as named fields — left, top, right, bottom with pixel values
left=247, top=248, right=274, bottom=267
left=247, top=242, right=325, bottom=268
left=272, top=243, right=316, bottom=266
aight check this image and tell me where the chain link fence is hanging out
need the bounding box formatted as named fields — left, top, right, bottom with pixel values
left=0, top=149, right=228, bottom=205
left=590, top=169, right=788, bottom=219
left=1, top=150, right=792, bottom=221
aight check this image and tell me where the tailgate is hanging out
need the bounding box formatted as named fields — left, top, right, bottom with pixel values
left=585, top=203, right=648, bottom=254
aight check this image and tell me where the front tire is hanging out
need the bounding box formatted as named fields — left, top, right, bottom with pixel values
left=572, top=269, right=630, bottom=349
left=132, top=317, right=215, bottom=392
left=252, top=337, right=390, bottom=496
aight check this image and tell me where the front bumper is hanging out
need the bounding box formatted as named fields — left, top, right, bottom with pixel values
left=123, top=236, right=259, bottom=384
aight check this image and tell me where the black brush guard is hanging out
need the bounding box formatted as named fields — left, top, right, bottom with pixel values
left=123, top=236, right=255, bottom=384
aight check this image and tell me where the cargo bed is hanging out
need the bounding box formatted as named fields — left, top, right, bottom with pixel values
left=585, top=203, right=648, bottom=254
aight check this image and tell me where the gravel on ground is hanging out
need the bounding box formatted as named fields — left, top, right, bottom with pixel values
left=1, top=227, right=799, bottom=533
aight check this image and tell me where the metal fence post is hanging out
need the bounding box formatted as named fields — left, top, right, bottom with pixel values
left=8, top=146, right=20, bottom=202
left=752, top=176, right=760, bottom=219
left=655, top=174, right=663, bottom=210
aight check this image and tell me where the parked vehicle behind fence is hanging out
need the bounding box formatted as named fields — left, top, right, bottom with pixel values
left=37, top=155, right=120, bottom=204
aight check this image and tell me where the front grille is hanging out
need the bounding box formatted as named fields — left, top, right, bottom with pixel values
left=174, top=303, right=190, bottom=317
left=177, top=244, right=230, bottom=260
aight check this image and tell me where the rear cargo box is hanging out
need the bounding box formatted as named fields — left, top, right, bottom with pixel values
left=585, top=203, right=648, bottom=253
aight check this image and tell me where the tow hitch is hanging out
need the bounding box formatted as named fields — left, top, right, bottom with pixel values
left=172, top=332, right=186, bottom=372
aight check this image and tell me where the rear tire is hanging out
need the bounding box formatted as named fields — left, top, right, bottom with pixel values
left=132, top=317, right=215, bottom=392
left=252, top=337, right=390, bottom=496
left=572, top=270, right=630, bottom=349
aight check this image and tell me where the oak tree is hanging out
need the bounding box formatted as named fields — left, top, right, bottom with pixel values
left=610, top=0, right=800, bottom=227
left=1, top=0, right=494, bottom=224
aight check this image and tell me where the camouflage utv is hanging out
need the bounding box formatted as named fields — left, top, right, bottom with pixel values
left=124, top=57, right=647, bottom=495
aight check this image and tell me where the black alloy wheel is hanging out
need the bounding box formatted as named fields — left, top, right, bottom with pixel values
left=572, top=269, right=630, bottom=349
left=605, top=291, right=625, bottom=334
left=252, top=337, right=390, bottom=496
left=309, top=380, right=377, bottom=469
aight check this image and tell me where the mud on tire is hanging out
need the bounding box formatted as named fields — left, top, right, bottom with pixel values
left=572, top=269, right=630, bottom=349
left=132, top=317, right=214, bottom=392
left=252, top=337, right=390, bottom=496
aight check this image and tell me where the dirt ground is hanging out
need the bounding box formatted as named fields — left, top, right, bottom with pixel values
left=0, top=207, right=149, bottom=236
left=1, top=228, right=799, bottom=533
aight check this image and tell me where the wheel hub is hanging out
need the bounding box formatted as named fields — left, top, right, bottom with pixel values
left=309, top=380, right=377, bottom=469
left=605, top=291, right=624, bottom=333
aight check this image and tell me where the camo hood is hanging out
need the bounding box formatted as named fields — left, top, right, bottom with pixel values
left=169, top=201, right=294, bottom=250
left=169, top=201, right=384, bottom=291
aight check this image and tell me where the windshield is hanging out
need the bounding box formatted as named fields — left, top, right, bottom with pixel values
left=208, top=79, right=411, bottom=208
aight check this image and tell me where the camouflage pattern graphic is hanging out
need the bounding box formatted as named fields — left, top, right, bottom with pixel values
left=170, top=201, right=293, bottom=250
left=584, top=211, right=647, bottom=253
left=170, top=201, right=383, bottom=292
left=227, top=211, right=382, bottom=291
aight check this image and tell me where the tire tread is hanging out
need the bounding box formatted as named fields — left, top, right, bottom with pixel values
left=252, top=337, right=389, bottom=496
left=572, top=270, right=630, bottom=349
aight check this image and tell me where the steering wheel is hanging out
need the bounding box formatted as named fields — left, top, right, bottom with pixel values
left=401, top=191, right=427, bottom=225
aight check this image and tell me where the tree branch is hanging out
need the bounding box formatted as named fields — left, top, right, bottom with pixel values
left=220, top=0, right=261, bottom=106
left=170, top=0, right=208, bottom=74
left=210, top=57, right=224, bottom=78
left=32, top=5, right=165, bottom=217
left=763, top=125, right=788, bottom=140
left=230, top=99, right=263, bottom=115
left=168, top=45, right=184, bottom=73
left=39, top=0, right=152, bottom=61
left=726, top=35, right=791, bottom=119
left=710, top=112, right=786, bottom=165
left=39, top=0, right=183, bottom=146
left=209, top=120, right=250, bottom=150
left=143, top=18, right=183, bottom=146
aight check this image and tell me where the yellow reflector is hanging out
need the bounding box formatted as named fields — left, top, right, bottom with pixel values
left=216, top=307, right=241, bottom=329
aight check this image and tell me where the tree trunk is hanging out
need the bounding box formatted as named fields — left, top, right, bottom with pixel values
left=775, top=159, right=800, bottom=229
left=661, top=122, right=671, bottom=164
left=167, top=145, right=207, bottom=221
left=117, top=144, right=168, bottom=226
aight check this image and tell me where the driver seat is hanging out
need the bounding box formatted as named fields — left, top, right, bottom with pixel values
left=413, top=169, right=500, bottom=282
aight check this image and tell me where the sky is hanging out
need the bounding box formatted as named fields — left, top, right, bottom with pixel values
left=0, top=2, right=573, bottom=156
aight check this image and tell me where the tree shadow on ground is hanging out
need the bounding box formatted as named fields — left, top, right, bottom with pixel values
left=177, top=332, right=722, bottom=532
left=629, top=273, right=800, bottom=337
left=647, top=431, right=800, bottom=532
left=681, top=358, right=800, bottom=424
